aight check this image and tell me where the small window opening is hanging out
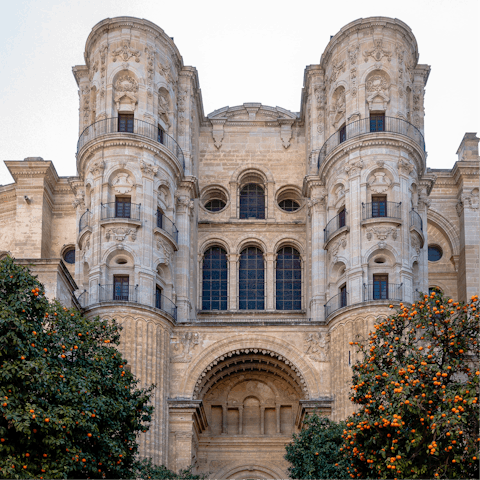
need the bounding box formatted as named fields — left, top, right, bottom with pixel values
left=338, top=207, right=346, bottom=228
left=63, top=248, right=75, bottom=265
left=118, top=114, right=134, bottom=133
left=205, top=199, right=226, bottom=212
left=115, top=197, right=131, bottom=218
left=339, top=124, right=347, bottom=143
left=340, top=284, right=347, bottom=308
left=370, top=113, right=385, bottom=132
left=155, top=286, right=162, bottom=310
left=113, top=275, right=129, bottom=301
left=372, top=195, right=387, bottom=217
left=373, top=274, right=389, bottom=300
left=116, top=258, right=128, bottom=265
left=374, top=257, right=386, bottom=264
left=158, top=126, right=164, bottom=144
left=279, top=199, right=300, bottom=212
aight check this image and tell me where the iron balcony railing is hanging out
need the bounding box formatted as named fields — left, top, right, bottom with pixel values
left=156, top=212, right=178, bottom=243
left=101, top=202, right=141, bottom=221
left=77, top=117, right=185, bottom=170
left=362, top=201, right=401, bottom=221
left=363, top=283, right=403, bottom=302
left=324, top=210, right=348, bottom=243
left=410, top=209, right=423, bottom=232
left=324, top=291, right=349, bottom=318
left=318, top=116, right=425, bottom=167
left=76, top=285, right=177, bottom=320
left=79, top=209, right=91, bottom=231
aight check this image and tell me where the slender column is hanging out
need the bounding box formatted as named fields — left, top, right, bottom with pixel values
left=227, top=254, right=238, bottom=311
left=265, top=252, right=275, bottom=311
left=260, top=407, right=265, bottom=435
left=238, top=406, right=243, bottom=434
left=222, top=405, right=228, bottom=434
left=276, top=405, right=281, bottom=434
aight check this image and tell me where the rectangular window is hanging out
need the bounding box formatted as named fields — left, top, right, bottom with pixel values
left=158, top=126, right=164, bottom=144
left=118, top=114, right=134, bottom=133
left=340, top=284, right=347, bottom=308
left=339, top=124, right=347, bottom=143
left=338, top=208, right=346, bottom=229
left=155, top=286, right=162, bottom=310
left=157, top=208, right=163, bottom=229
left=370, top=113, right=385, bottom=132
left=372, top=195, right=387, bottom=218
left=373, top=274, right=388, bottom=300
left=115, top=197, right=131, bottom=218
left=113, top=276, right=129, bottom=301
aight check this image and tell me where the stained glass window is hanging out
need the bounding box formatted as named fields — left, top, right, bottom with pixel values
left=239, top=247, right=264, bottom=310
left=202, top=247, right=228, bottom=310
left=239, top=184, right=265, bottom=219
left=275, top=247, right=301, bottom=310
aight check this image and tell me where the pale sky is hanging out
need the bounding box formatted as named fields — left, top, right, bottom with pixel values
left=0, top=0, right=479, bottom=185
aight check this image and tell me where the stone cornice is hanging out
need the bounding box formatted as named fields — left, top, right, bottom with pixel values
left=4, top=160, right=60, bottom=197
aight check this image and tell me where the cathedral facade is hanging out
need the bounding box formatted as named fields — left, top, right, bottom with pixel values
left=0, top=16, right=479, bottom=479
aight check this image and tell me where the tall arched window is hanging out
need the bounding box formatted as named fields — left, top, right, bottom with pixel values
left=239, top=184, right=265, bottom=219
left=202, top=247, right=228, bottom=311
left=239, top=247, right=264, bottom=310
left=276, top=247, right=302, bottom=310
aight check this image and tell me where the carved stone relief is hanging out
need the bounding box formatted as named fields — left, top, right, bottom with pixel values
left=410, top=233, right=421, bottom=254
left=363, top=39, right=392, bottom=62
left=114, top=75, right=139, bottom=112
left=329, top=235, right=347, bottom=262
left=367, top=172, right=392, bottom=193
left=140, top=161, right=158, bottom=177
left=111, top=40, right=141, bottom=63
left=112, top=173, right=134, bottom=194
left=366, top=226, right=398, bottom=241
left=366, top=72, right=390, bottom=111
left=304, top=332, right=330, bottom=362
left=170, top=332, right=200, bottom=362
left=344, top=158, right=364, bottom=176
left=89, top=160, right=105, bottom=176
left=105, top=227, right=137, bottom=242
left=156, top=237, right=173, bottom=265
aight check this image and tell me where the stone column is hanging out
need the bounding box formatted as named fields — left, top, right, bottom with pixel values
left=276, top=405, right=281, bottom=434
left=260, top=406, right=265, bottom=435
left=265, top=252, right=275, bottom=311
left=175, top=194, right=194, bottom=321
left=227, top=254, right=238, bottom=311
left=222, top=405, right=228, bottom=434
left=238, top=406, right=243, bottom=434
left=306, top=181, right=327, bottom=320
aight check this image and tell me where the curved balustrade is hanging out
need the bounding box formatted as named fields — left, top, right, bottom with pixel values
left=76, top=285, right=177, bottom=320
left=156, top=212, right=178, bottom=243
left=77, top=117, right=185, bottom=170
left=324, top=210, right=348, bottom=243
left=79, top=210, right=91, bottom=231
left=324, top=291, right=349, bottom=318
left=101, top=202, right=141, bottom=221
left=362, top=202, right=401, bottom=221
left=363, top=283, right=403, bottom=302
left=318, top=117, right=425, bottom=167
left=410, top=209, right=423, bottom=231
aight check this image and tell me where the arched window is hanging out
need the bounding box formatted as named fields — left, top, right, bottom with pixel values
left=276, top=247, right=301, bottom=310
left=239, top=184, right=265, bottom=219
left=239, top=247, right=264, bottom=310
left=202, top=247, right=228, bottom=311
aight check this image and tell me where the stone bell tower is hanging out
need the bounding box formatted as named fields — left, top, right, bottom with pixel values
left=71, top=17, right=199, bottom=462
left=303, top=17, right=432, bottom=418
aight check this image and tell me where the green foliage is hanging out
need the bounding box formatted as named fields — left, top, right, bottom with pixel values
left=0, top=256, right=154, bottom=479
left=135, top=458, right=206, bottom=479
left=285, top=413, right=350, bottom=479
left=343, top=291, right=480, bottom=479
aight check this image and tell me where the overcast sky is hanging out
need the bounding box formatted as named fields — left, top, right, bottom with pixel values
left=1, top=0, right=479, bottom=185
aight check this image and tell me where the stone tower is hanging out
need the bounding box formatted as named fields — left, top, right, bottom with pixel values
left=72, top=17, right=199, bottom=462
left=1, top=15, right=478, bottom=480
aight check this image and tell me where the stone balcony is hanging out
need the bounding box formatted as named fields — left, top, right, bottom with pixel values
left=318, top=116, right=425, bottom=168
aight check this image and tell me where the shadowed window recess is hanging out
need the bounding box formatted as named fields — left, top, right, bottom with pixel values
left=239, top=247, right=264, bottom=310
left=202, top=247, right=228, bottom=310
left=276, top=247, right=302, bottom=310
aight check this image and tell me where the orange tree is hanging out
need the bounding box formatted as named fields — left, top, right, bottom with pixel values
left=341, top=291, right=479, bottom=479
left=0, top=256, right=154, bottom=479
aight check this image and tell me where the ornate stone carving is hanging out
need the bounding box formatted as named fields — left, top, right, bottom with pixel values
left=158, top=94, right=171, bottom=129
left=171, top=332, right=200, bottom=362
left=111, top=40, right=141, bottom=63
left=177, top=89, right=188, bottom=135
left=367, top=172, right=392, bottom=193
left=175, top=193, right=194, bottom=215
left=329, top=235, right=346, bottom=262
left=418, top=194, right=431, bottom=209
left=396, top=44, right=405, bottom=64
left=304, top=332, right=330, bottom=362
left=105, top=227, right=137, bottom=242
left=114, top=75, right=139, bottom=111
left=279, top=119, right=294, bottom=149
left=366, top=73, right=390, bottom=111
left=156, top=238, right=173, bottom=265
left=410, top=233, right=421, bottom=254
left=88, top=60, right=98, bottom=82
left=348, top=44, right=360, bottom=65
left=89, top=160, right=105, bottom=176
left=350, top=67, right=357, bottom=97
left=363, top=39, right=392, bottom=62
left=398, top=157, right=414, bottom=175
left=140, top=161, right=158, bottom=177
left=314, top=85, right=326, bottom=111
left=112, top=173, right=134, bottom=194
left=307, top=193, right=327, bottom=216
left=80, top=85, right=91, bottom=123
left=366, top=226, right=398, bottom=241
left=158, top=60, right=174, bottom=85
left=329, top=88, right=346, bottom=126
left=344, top=158, right=364, bottom=176
left=329, top=57, right=345, bottom=83
left=72, top=190, right=85, bottom=210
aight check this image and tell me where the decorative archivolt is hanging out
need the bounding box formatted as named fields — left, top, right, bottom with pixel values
left=427, top=209, right=461, bottom=257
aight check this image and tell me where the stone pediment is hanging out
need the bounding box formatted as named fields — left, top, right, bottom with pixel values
left=207, top=103, right=298, bottom=149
